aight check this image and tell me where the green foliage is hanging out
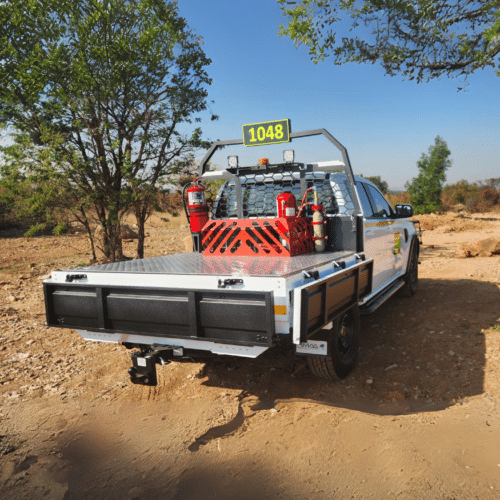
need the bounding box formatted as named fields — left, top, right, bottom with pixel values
left=405, top=136, right=452, bottom=214
left=442, top=180, right=480, bottom=210
left=386, top=191, right=410, bottom=207
left=358, top=174, right=389, bottom=194
left=0, top=0, right=213, bottom=260
left=53, top=223, right=68, bottom=236
left=24, top=222, right=50, bottom=238
left=278, top=1, right=500, bottom=83
left=0, top=146, right=70, bottom=232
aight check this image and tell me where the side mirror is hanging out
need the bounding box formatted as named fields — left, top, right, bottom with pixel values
left=395, top=204, right=414, bottom=218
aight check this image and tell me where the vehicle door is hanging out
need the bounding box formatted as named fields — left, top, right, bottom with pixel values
left=365, top=183, right=403, bottom=288
left=358, top=183, right=401, bottom=291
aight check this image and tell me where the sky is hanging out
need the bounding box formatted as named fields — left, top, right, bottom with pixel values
left=176, top=0, right=499, bottom=191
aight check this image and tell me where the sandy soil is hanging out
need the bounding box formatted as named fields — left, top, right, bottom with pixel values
left=1, top=212, right=500, bottom=499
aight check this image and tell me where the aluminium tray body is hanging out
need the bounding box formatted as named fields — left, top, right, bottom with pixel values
left=56, top=250, right=355, bottom=279
left=45, top=250, right=359, bottom=345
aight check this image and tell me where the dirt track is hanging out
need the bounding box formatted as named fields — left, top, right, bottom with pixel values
left=1, top=212, right=500, bottom=499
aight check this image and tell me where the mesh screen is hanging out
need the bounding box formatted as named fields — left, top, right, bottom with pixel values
left=212, top=171, right=355, bottom=219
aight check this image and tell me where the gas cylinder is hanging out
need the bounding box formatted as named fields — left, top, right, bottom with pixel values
left=276, top=192, right=297, bottom=218
left=311, top=188, right=326, bottom=252
left=186, top=180, right=208, bottom=233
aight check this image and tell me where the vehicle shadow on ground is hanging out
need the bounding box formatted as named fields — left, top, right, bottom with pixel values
left=199, top=277, right=499, bottom=418
left=2, top=413, right=293, bottom=500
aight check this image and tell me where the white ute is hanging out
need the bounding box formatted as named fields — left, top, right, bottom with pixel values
left=44, top=126, right=422, bottom=384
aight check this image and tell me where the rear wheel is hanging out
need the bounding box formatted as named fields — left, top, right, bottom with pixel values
left=307, top=306, right=360, bottom=380
left=400, top=240, right=419, bottom=298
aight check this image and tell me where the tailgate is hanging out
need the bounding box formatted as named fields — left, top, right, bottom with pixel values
left=44, top=283, right=275, bottom=347
left=292, top=259, right=373, bottom=344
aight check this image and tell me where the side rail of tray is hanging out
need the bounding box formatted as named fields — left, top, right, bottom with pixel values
left=43, top=283, right=275, bottom=347
left=292, top=259, right=374, bottom=344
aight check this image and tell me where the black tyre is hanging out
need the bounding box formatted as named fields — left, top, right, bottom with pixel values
left=307, top=305, right=360, bottom=380
left=400, top=239, right=419, bottom=298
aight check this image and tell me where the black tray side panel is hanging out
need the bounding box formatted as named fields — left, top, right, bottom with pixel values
left=43, top=283, right=274, bottom=347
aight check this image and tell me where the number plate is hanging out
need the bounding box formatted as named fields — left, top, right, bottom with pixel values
left=242, top=119, right=291, bottom=147
left=295, top=340, right=328, bottom=356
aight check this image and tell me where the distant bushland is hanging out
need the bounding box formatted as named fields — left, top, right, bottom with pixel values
left=386, top=179, right=500, bottom=214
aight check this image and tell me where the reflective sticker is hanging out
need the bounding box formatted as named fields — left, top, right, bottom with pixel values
left=274, top=305, right=287, bottom=315
left=137, top=357, right=147, bottom=367
left=296, top=340, right=328, bottom=356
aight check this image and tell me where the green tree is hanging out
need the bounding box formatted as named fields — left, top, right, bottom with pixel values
left=406, top=136, right=452, bottom=214
left=0, top=0, right=213, bottom=261
left=278, top=1, right=500, bottom=83
left=358, top=175, right=389, bottom=194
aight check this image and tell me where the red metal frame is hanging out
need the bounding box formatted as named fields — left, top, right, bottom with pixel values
left=202, top=217, right=314, bottom=257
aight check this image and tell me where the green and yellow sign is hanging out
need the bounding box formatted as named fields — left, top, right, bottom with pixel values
left=394, top=231, right=401, bottom=255
left=242, top=119, right=291, bottom=147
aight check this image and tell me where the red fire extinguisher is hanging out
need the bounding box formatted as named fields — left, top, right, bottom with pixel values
left=276, top=192, right=297, bottom=218
left=183, top=178, right=208, bottom=252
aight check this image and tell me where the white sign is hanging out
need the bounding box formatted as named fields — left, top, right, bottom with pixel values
left=296, top=340, right=328, bottom=356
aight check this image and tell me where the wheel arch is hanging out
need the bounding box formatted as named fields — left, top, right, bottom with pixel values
left=404, top=236, right=420, bottom=276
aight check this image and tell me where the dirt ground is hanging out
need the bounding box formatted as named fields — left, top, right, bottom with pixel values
left=1, top=211, right=500, bottom=500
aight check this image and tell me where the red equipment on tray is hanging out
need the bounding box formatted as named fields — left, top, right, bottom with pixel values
left=276, top=192, right=297, bottom=218
left=201, top=217, right=313, bottom=257
left=201, top=192, right=314, bottom=257
left=186, top=179, right=209, bottom=233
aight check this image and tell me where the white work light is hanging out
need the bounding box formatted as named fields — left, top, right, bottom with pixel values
left=283, top=149, right=294, bottom=163
left=227, top=155, right=238, bottom=168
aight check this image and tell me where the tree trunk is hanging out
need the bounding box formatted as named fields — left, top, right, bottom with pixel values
left=108, top=223, right=124, bottom=262
left=136, top=218, right=145, bottom=259
left=84, top=224, right=97, bottom=261
left=134, top=199, right=151, bottom=260
left=115, top=231, right=124, bottom=261
left=74, top=207, right=97, bottom=261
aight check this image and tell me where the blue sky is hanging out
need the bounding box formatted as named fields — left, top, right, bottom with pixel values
left=177, top=0, right=499, bottom=190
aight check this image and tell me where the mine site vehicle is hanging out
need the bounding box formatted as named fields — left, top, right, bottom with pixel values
left=43, top=121, right=422, bottom=384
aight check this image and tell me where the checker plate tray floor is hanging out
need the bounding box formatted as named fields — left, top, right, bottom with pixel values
left=58, top=251, right=355, bottom=278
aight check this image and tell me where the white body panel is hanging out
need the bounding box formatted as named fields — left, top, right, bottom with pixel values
left=77, top=330, right=269, bottom=358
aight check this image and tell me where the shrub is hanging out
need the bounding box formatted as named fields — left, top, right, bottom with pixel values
left=386, top=192, right=410, bottom=207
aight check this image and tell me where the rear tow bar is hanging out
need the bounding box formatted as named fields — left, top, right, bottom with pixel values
left=128, top=346, right=178, bottom=386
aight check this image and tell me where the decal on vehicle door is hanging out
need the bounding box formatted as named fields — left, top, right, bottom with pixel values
left=394, top=231, right=401, bottom=255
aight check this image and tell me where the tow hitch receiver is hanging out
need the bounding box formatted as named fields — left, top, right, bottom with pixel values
left=128, top=349, right=172, bottom=386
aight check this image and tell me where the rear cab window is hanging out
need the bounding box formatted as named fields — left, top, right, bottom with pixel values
left=356, top=183, right=374, bottom=218
left=364, top=184, right=394, bottom=219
